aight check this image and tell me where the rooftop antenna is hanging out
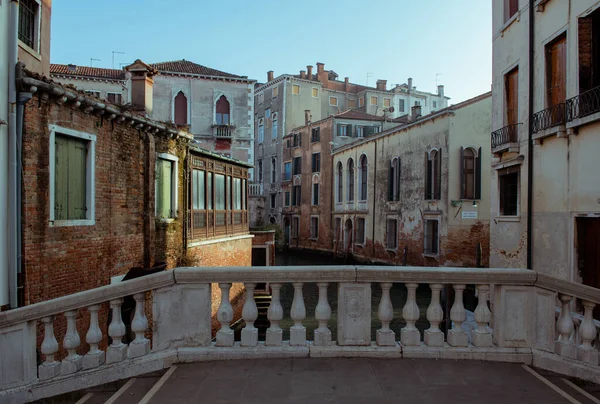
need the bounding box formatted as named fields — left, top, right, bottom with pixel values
left=112, top=51, right=125, bottom=69
left=435, top=73, right=443, bottom=86
left=90, top=58, right=100, bottom=67
left=366, top=72, right=373, bottom=87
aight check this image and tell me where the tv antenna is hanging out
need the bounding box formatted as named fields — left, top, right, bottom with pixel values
left=112, top=51, right=125, bottom=69
left=366, top=72, right=374, bottom=87
left=435, top=73, right=443, bottom=86
left=90, top=58, right=100, bottom=67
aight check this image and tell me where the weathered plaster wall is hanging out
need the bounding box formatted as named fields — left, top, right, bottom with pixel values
left=50, top=78, right=128, bottom=105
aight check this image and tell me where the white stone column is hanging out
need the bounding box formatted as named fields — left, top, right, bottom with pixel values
left=377, top=282, right=395, bottom=346
left=578, top=300, right=598, bottom=364
left=39, top=316, right=60, bottom=380
left=290, top=282, right=306, bottom=346
left=472, top=285, right=492, bottom=347
left=424, top=283, right=444, bottom=347
left=314, top=282, right=332, bottom=346
left=128, top=293, right=150, bottom=358
left=83, top=305, right=105, bottom=369
left=216, top=283, right=234, bottom=347
left=241, top=283, right=258, bottom=347
left=401, top=283, right=421, bottom=346
left=555, top=294, right=575, bottom=358
left=266, top=283, right=283, bottom=346
left=107, top=298, right=127, bottom=364
left=61, top=310, right=83, bottom=374
left=447, top=284, right=468, bottom=347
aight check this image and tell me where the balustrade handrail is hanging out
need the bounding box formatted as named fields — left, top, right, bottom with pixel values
left=491, top=123, right=521, bottom=149
left=566, top=85, right=600, bottom=122
left=532, top=103, right=566, bottom=134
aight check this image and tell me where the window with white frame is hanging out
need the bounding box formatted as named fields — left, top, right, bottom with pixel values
left=265, top=108, right=271, bottom=119
left=156, top=153, right=179, bottom=219
left=310, top=216, right=319, bottom=239
left=86, top=90, right=101, bottom=98
left=329, top=96, right=338, bottom=106
left=384, top=98, right=391, bottom=107
left=359, top=155, right=368, bottom=201
left=348, top=99, right=357, bottom=108
left=272, top=113, right=278, bottom=139
left=399, top=99, right=405, bottom=112
left=50, top=125, right=96, bottom=226
left=18, top=0, right=40, bottom=51
left=356, top=217, right=366, bottom=245
left=370, top=96, right=378, bottom=105
left=424, top=219, right=439, bottom=255
left=386, top=218, right=398, bottom=250
left=258, top=118, right=264, bottom=143
left=312, top=88, right=319, bottom=98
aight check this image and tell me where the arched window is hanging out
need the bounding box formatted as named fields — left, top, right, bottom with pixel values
left=337, top=162, right=343, bottom=203
left=272, top=113, right=278, bottom=139
left=347, top=158, right=354, bottom=202
left=271, top=157, right=276, bottom=184
left=359, top=155, right=368, bottom=201
left=258, top=118, right=264, bottom=144
left=216, top=95, right=230, bottom=125
left=174, top=91, right=188, bottom=126
left=388, top=158, right=401, bottom=201
left=461, top=147, right=481, bottom=200
left=425, top=149, right=441, bottom=200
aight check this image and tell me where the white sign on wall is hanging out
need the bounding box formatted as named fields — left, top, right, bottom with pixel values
left=462, top=211, right=478, bottom=219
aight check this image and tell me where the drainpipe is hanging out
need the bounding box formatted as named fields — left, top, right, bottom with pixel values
left=8, top=0, right=19, bottom=308
left=527, top=0, right=535, bottom=270
left=372, top=141, right=377, bottom=258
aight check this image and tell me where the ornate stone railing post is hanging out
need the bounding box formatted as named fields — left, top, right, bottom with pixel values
left=128, top=293, right=150, bottom=358
left=401, top=283, right=421, bottom=346
left=241, top=283, right=258, bottom=347
left=578, top=300, right=597, bottom=364
left=472, top=285, right=492, bottom=347
left=39, top=316, right=60, bottom=380
left=314, top=282, right=332, bottom=346
left=424, top=283, right=444, bottom=347
left=290, top=282, right=307, bottom=346
left=83, top=305, right=105, bottom=369
left=377, top=282, right=395, bottom=346
left=555, top=294, right=575, bottom=358
left=266, top=283, right=284, bottom=346
left=216, top=283, right=234, bottom=347
left=447, top=284, right=468, bottom=347
left=61, top=310, right=83, bottom=374
left=107, top=298, right=127, bottom=364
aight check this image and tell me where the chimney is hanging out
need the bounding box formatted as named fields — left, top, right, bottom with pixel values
left=307, top=65, right=313, bottom=80
left=316, top=62, right=325, bottom=74
left=438, top=85, right=444, bottom=97
left=305, top=110, right=312, bottom=125
left=300, top=70, right=306, bottom=79
left=125, top=59, right=158, bottom=117
left=376, top=79, right=387, bottom=91
left=408, top=77, right=413, bottom=93
left=267, top=70, right=274, bottom=82
left=344, top=77, right=349, bottom=85
left=411, top=105, right=422, bottom=121
left=316, top=62, right=328, bottom=87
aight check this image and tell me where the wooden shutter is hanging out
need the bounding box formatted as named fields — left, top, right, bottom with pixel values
left=54, top=136, right=69, bottom=220
left=579, top=17, right=593, bottom=93
left=425, top=152, right=431, bottom=199
left=388, top=165, right=394, bottom=201
left=436, top=149, right=442, bottom=199
left=68, top=139, right=87, bottom=220
left=547, top=35, right=567, bottom=106
left=337, top=124, right=342, bottom=136
left=396, top=158, right=401, bottom=201
left=475, top=147, right=482, bottom=200
left=505, top=68, right=519, bottom=126
left=460, top=147, right=465, bottom=199
left=347, top=124, right=353, bottom=137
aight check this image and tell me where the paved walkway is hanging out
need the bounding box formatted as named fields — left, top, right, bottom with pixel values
left=137, top=358, right=582, bottom=404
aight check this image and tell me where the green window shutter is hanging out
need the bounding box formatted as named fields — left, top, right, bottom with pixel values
left=54, top=136, right=69, bottom=221
left=347, top=124, right=353, bottom=137
left=156, top=159, right=172, bottom=218
left=68, top=139, right=88, bottom=220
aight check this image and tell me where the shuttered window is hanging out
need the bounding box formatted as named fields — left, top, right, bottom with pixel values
left=347, top=159, right=355, bottom=202
left=461, top=147, right=481, bottom=200
left=504, top=0, right=519, bottom=22
left=578, top=10, right=600, bottom=93
left=386, top=219, right=397, bottom=249
left=156, top=158, right=174, bottom=218
left=174, top=91, right=188, bottom=125
left=388, top=158, right=401, bottom=201
left=425, top=149, right=442, bottom=200
left=356, top=218, right=365, bottom=245
left=424, top=219, right=439, bottom=254
left=505, top=68, right=519, bottom=126
left=359, top=155, right=368, bottom=201
left=18, top=0, right=38, bottom=49
left=546, top=34, right=567, bottom=107
left=54, top=135, right=88, bottom=220
left=337, top=162, right=343, bottom=203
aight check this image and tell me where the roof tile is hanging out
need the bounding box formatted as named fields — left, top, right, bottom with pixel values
left=50, top=64, right=126, bottom=80
left=150, top=60, right=244, bottom=79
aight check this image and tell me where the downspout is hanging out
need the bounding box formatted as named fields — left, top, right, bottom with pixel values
left=527, top=0, right=535, bottom=270
left=371, top=141, right=377, bottom=258
left=8, top=0, right=19, bottom=308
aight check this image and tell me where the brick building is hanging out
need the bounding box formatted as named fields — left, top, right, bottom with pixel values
left=281, top=110, right=403, bottom=252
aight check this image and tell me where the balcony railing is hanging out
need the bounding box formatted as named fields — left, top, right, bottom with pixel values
left=212, top=125, right=234, bottom=138
left=249, top=183, right=263, bottom=197
left=566, top=85, right=600, bottom=122
left=3, top=266, right=600, bottom=401
left=532, top=103, right=566, bottom=134
left=491, top=123, right=521, bottom=150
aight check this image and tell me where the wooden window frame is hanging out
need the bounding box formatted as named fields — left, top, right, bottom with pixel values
left=329, top=96, right=338, bottom=106
left=347, top=158, right=355, bottom=202
left=370, top=96, right=378, bottom=105
left=310, top=216, right=319, bottom=239
left=312, top=87, right=319, bottom=98
left=359, top=155, right=368, bottom=201
left=424, top=218, right=440, bottom=255
left=425, top=149, right=442, bottom=200
left=386, top=218, right=398, bottom=250
left=460, top=147, right=481, bottom=200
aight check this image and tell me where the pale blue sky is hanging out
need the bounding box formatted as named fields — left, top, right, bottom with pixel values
left=50, top=0, right=492, bottom=104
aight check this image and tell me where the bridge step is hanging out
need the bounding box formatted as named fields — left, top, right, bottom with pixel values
left=524, top=365, right=600, bottom=404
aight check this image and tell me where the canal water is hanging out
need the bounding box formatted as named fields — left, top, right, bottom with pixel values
left=235, top=250, right=478, bottom=342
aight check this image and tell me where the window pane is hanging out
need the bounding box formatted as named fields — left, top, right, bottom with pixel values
left=55, top=135, right=88, bottom=221
left=156, top=159, right=172, bottom=218
left=312, top=88, right=319, bottom=97
left=192, top=169, right=206, bottom=210
left=234, top=178, right=242, bottom=209
left=207, top=172, right=213, bottom=209
left=215, top=174, right=225, bottom=210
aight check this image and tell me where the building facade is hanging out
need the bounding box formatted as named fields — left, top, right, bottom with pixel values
left=491, top=0, right=600, bottom=284
left=49, top=64, right=129, bottom=104
left=252, top=63, right=449, bottom=227
left=281, top=110, right=391, bottom=251
left=332, top=93, right=492, bottom=267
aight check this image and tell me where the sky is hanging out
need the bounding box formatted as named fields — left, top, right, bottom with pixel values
left=50, top=0, right=492, bottom=104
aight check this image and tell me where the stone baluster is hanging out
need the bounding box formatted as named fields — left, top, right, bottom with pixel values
left=377, top=282, right=395, bottom=346
left=401, top=283, right=421, bottom=346
left=472, top=285, right=492, bottom=347
left=241, top=283, right=258, bottom=347
left=61, top=310, right=83, bottom=374
left=578, top=300, right=598, bottom=364
left=216, top=283, right=234, bottom=347
left=39, top=316, right=60, bottom=380
left=128, top=293, right=150, bottom=358
left=107, top=298, right=128, bottom=363
left=314, top=282, right=332, bottom=346
left=290, top=282, right=307, bottom=346
left=266, top=283, right=284, bottom=346
left=83, top=305, right=105, bottom=369
left=424, top=283, right=444, bottom=347
left=555, top=294, right=575, bottom=358
left=447, top=284, right=468, bottom=347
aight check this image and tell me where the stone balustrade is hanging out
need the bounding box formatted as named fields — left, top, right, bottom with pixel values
left=2, top=266, right=600, bottom=402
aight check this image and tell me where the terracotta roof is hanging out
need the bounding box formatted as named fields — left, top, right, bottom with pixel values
left=151, top=60, right=245, bottom=79
left=50, top=64, right=126, bottom=80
